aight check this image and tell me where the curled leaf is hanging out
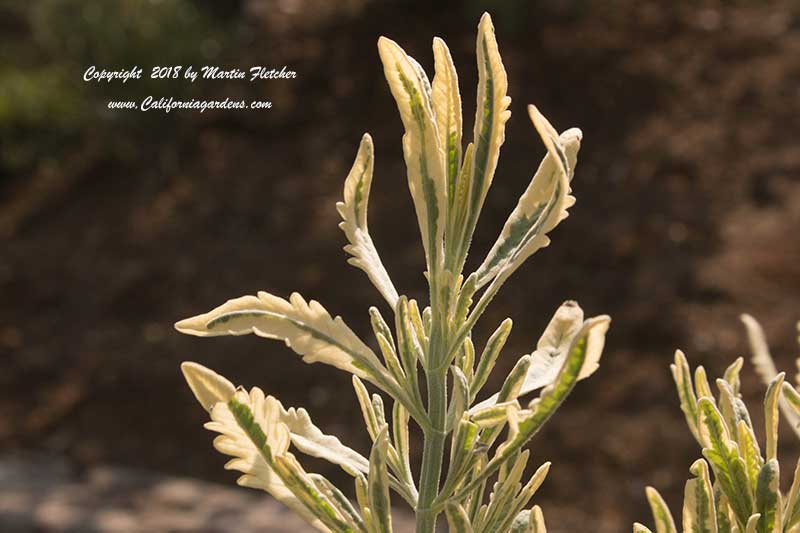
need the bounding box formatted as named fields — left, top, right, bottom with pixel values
left=472, top=308, right=609, bottom=412
left=475, top=122, right=580, bottom=289
left=337, top=135, right=399, bottom=307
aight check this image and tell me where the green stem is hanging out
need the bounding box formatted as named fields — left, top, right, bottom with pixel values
left=416, top=368, right=447, bottom=533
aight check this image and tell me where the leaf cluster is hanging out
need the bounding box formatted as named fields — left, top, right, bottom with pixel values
left=176, top=13, right=609, bottom=533
left=637, top=317, right=800, bottom=533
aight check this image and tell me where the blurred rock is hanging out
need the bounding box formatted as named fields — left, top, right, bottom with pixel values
left=0, top=455, right=412, bottom=532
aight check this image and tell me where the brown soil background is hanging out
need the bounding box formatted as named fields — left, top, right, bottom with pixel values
left=2, top=1, right=799, bottom=531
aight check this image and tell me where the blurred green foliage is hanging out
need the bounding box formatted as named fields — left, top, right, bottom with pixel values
left=0, top=0, right=234, bottom=177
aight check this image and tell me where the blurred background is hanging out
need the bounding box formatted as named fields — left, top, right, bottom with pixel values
left=1, top=0, right=799, bottom=531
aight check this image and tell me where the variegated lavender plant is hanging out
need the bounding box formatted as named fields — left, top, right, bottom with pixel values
left=176, top=13, right=609, bottom=533
left=636, top=316, right=800, bottom=533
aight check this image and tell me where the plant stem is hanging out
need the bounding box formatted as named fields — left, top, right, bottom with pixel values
left=416, top=367, right=447, bottom=533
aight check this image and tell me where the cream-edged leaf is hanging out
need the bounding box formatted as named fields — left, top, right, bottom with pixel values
left=175, top=292, right=385, bottom=382
left=432, top=37, right=462, bottom=212
left=783, top=457, right=800, bottom=531
left=308, top=474, right=366, bottom=532
left=737, top=420, right=764, bottom=492
left=477, top=450, right=532, bottom=531
left=204, top=388, right=328, bottom=531
left=456, top=317, right=603, bottom=497
left=377, top=36, right=446, bottom=272
left=672, top=350, right=701, bottom=443
left=764, top=373, right=784, bottom=462
left=754, top=459, right=779, bottom=533
left=336, top=134, right=399, bottom=307
left=695, top=367, right=714, bottom=403
left=746, top=514, right=762, bottom=533
left=475, top=109, right=578, bottom=289
left=743, top=314, right=779, bottom=386
left=268, top=452, right=354, bottom=531
left=281, top=405, right=370, bottom=476
left=530, top=506, right=547, bottom=533
left=445, top=502, right=473, bottom=533
left=185, top=363, right=370, bottom=483
left=450, top=12, right=510, bottom=267
left=368, top=426, right=393, bottom=533
left=682, top=459, right=718, bottom=533
left=697, top=398, right=753, bottom=529
left=181, top=361, right=236, bottom=412
left=646, top=486, right=678, bottom=533
left=471, top=305, right=609, bottom=412
left=742, top=314, right=800, bottom=438
left=470, top=318, right=513, bottom=401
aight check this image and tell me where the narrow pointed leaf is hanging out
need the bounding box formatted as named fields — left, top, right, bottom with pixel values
left=742, top=315, right=800, bottom=437
left=368, top=427, right=393, bottom=533
left=736, top=420, right=764, bottom=493
left=310, top=474, right=366, bottom=532
left=673, top=350, right=701, bottom=443
left=445, top=415, right=480, bottom=491
left=531, top=505, right=547, bottom=532
left=453, top=273, right=478, bottom=331
left=369, top=307, right=395, bottom=352
left=270, top=453, right=354, bottom=532
left=507, top=462, right=551, bottom=527
left=445, top=502, right=473, bottom=533
left=391, top=401, right=414, bottom=491
left=479, top=450, right=530, bottom=530
left=695, top=367, right=714, bottom=401
left=448, top=366, right=470, bottom=431
left=451, top=12, right=510, bottom=267
left=743, top=314, right=779, bottom=385
left=764, top=373, right=785, bottom=462
left=353, top=376, right=380, bottom=441
left=646, top=486, right=678, bottom=533
left=394, top=297, right=423, bottom=399
left=782, top=457, right=800, bottom=530
left=458, top=337, right=476, bottom=383
left=724, top=358, right=744, bottom=396
left=471, top=318, right=513, bottom=400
